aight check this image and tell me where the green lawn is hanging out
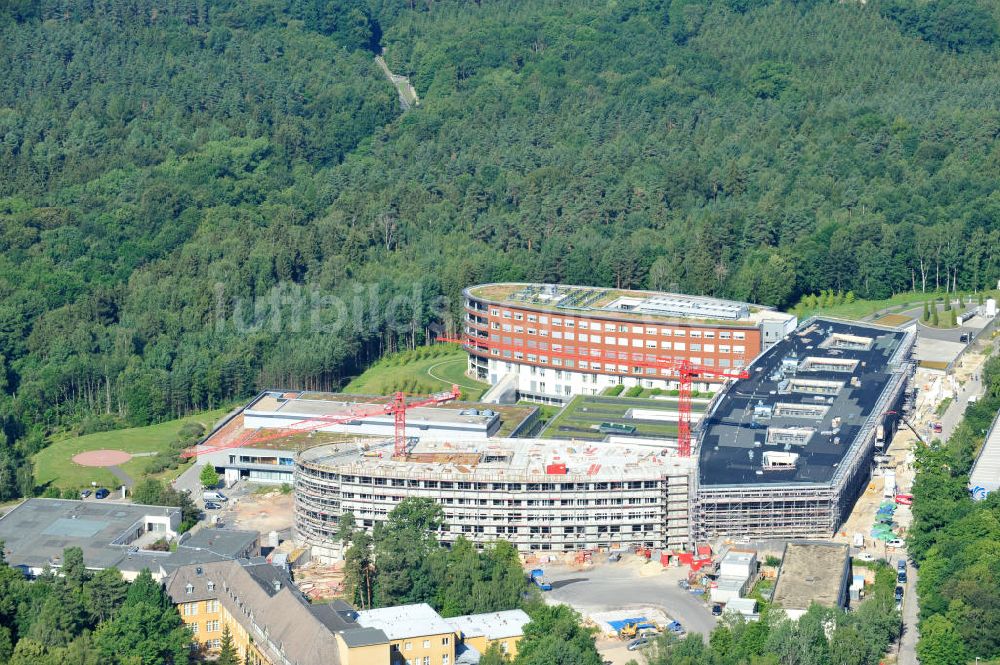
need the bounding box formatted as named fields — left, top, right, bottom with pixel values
left=793, top=290, right=998, bottom=322
left=344, top=345, right=489, bottom=400
left=540, top=394, right=706, bottom=441
left=33, top=409, right=228, bottom=491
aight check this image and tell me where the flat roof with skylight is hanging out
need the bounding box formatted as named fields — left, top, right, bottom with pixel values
left=466, top=283, right=796, bottom=327
left=698, top=318, right=912, bottom=487
left=0, top=499, right=180, bottom=572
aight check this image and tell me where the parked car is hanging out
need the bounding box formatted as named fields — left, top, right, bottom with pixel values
left=894, top=586, right=904, bottom=602
left=677, top=579, right=690, bottom=590
left=855, top=552, right=875, bottom=562
left=79, top=489, right=92, bottom=499
left=959, top=333, right=970, bottom=343
left=897, top=570, right=907, bottom=583
left=895, top=494, right=913, bottom=505
left=887, top=539, right=905, bottom=549
left=712, top=604, right=724, bottom=616
left=627, top=638, right=651, bottom=651
left=897, top=559, right=907, bottom=572
left=203, top=491, right=228, bottom=502
left=608, top=552, right=621, bottom=562
left=932, top=422, right=943, bottom=434
left=204, top=501, right=222, bottom=510
left=94, top=488, right=110, bottom=499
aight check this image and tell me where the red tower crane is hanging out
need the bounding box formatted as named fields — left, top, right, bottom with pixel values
left=456, top=333, right=748, bottom=457
left=183, top=385, right=461, bottom=459
left=660, top=359, right=750, bottom=457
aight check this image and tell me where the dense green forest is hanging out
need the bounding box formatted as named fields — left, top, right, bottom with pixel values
left=1, top=0, right=1000, bottom=498
left=0, top=547, right=191, bottom=664
left=909, top=355, right=1000, bottom=664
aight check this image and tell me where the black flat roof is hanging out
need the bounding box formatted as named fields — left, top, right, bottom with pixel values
left=698, top=318, right=909, bottom=487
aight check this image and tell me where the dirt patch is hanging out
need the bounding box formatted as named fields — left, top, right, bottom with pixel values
left=72, top=449, right=133, bottom=467
left=229, top=491, right=295, bottom=535
left=294, top=560, right=346, bottom=601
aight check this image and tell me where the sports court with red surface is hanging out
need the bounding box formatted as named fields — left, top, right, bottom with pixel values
left=72, top=449, right=133, bottom=467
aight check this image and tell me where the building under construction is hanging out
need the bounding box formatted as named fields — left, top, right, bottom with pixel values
left=193, top=392, right=538, bottom=485
left=295, top=438, right=695, bottom=561
left=694, top=318, right=915, bottom=541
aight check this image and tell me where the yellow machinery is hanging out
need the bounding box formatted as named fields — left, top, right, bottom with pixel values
left=619, top=623, right=639, bottom=639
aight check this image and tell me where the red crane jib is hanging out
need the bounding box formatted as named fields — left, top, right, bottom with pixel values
left=183, top=385, right=461, bottom=458
left=458, top=334, right=748, bottom=457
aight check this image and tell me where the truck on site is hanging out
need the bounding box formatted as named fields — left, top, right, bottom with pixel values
left=883, top=471, right=896, bottom=499
left=529, top=569, right=552, bottom=591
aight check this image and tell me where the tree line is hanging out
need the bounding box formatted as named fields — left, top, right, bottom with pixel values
left=0, top=547, right=191, bottom=664
left=1, top=0, right=999, bottom=503
left=908, top=353, right=1000, bottom=664
left=631, top=562, right=901, bottom=665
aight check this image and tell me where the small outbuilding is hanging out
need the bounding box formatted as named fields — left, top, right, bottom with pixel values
left=771, top=541, right=851, bottom=620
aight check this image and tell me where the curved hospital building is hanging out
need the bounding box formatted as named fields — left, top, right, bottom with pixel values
left=190, top=283, right=914, bottom=558
left=295, top=438, right=696, bottom=559
left=462, top=283, right=797, bottom=404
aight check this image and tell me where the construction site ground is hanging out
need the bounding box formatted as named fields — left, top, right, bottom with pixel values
left=226, top=489, right=295, bottom=536
left=536, top=552, right=716, bottom=663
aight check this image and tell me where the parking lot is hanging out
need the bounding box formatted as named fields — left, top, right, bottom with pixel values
left=537, top=556, right=715, bottom=662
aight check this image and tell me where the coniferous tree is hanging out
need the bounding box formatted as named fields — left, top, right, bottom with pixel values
left=217, top=624, right=241, bottom=665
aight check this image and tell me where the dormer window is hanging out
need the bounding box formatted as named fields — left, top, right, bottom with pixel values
left=185, top=583, right=194, bottom=594
left=207, top=581, right=215, bottom=592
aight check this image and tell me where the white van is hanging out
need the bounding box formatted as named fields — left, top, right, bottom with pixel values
left=853, top=533, right=864, bottom=548
left=203, top=491, right=228, bottom=502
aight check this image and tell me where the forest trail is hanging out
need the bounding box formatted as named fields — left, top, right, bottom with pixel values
left=376, top=54, right=419, bottom=110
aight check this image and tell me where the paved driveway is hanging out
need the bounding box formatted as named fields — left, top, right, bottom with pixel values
left=898, top=556, right=919, bottom=665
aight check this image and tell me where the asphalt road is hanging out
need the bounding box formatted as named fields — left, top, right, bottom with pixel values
left=898, top=559, right=919, bottom=665
left=937, top=371, right=983, bottom=437
left=543, top=562, right=716, bottom=637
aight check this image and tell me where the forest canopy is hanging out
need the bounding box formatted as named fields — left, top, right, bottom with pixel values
left=1, top=0, right=999, bottom=498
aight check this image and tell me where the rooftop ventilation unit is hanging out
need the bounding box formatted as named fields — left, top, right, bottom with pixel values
left=604, top=294, right=750, bottom=320
left=787, top=378, right=842, bottom=396
left=799, top=357, right=860, bottom=373
left=820, top=333, right=874, bottom=351
left=762, top=451, right=799, bottom=471
left=773, top=403, right=830, bottom=419
left=766, top=427, right=816, bottom=447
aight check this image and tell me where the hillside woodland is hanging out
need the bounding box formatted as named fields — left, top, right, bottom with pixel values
left=1, top=0, right=1000, bottom=499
